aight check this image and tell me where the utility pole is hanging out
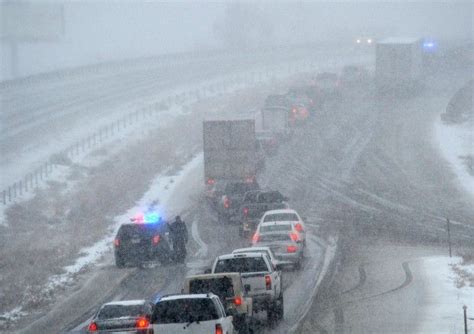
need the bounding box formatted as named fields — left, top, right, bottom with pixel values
left=447, top=218, right=452, bottom=257
left=463, top=305, right=468, bottom=334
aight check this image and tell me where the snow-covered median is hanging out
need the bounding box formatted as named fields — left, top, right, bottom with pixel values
left=434, top=119, right=474, bottom=198
left=419, top=256, right=473, bottom=333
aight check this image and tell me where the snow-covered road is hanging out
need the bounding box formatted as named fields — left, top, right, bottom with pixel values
left=2, top=45, right=473, bottom=334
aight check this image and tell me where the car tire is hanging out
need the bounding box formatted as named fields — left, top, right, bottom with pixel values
left=276, top=294, right=284, bottom=320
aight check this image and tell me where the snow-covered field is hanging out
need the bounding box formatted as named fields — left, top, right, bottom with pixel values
left=434, top=119, right=474, bottom=198
left=420, top=255, right=474, bottom=333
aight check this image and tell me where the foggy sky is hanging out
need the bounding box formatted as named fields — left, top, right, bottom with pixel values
left=1, top=1, right=472, bottom=80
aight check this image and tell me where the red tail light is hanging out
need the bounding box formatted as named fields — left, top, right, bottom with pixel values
left=290, top=232, right=299, bottom=242
left=252, top=233, right=260, bottom=243
left=215, top=324, right=223, bottom=334
left=292, top=108, right=297, bottom=114
left=114, top=239, right=120, bottom=247
left=234, top=296, right=242, bottom=306
left=243, top=207, right=249, bottom=216
left=287, top=245, right=298, bottom=253
left=265, top=275, right=272, bottom=290
left=88, top=322, right=98, bottom=332
left=295, top=223, right=303, bottom=232
left=136, top=316, right=149, bottom=329
left=152, top=235, right=160, bottom=245
left=245, top=176, right=255, bottom=183
left=223, top=196, right=230, bottom=209
left=207, top=178, right=216, bottom=185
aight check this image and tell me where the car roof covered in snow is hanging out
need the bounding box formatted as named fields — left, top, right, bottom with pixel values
left=158, top=293, right=215, bottom=301
left=103, top=299, right=147, bottom=306
left=377, top=37, right=421, bottom=44
left=217, top=252, right=266, bottom=260
left=263, top=208, right=298, bottom=215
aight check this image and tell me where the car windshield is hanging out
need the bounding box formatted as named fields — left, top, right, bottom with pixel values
left=260, top=224, right=292, bottom=233
left=214, top=257, right=268, bottom=273
left=97, top=304, right=144, bottom=320
left=189, top=277, right=235, bottom=299
left=263, top=213, right=299, bottom=222
left=153, top=299, right=218, bottom=324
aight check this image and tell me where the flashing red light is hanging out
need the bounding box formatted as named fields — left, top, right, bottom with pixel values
left=243, top=207, right=249, bottom=216
left=287, top=245, right=298, bottom=253
left=252, top=233, right=260, bottom=243
left=215, top=324, right=223, bottom=334
left=152, top=235, right=160, bottom=245
left=265, top=275, right=272, bottom=290
left=131, top=213, right=145, bottom=224
left=223, top=196, right=230, bottom=209
left=88, top=322, right=98, bottom=332
left=207, top=178, right=216, bottom=185
left=113, top=239, right=120, bottom=247
left=234, top=296, right=242, bottom=306
left=136, top=317, right=149, bottom=329
left=290, top=232, right=299, bottom=242
left=295, top=223, right=304, bottom=232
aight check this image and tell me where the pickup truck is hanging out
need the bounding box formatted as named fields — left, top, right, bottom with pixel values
left=238, top=190, right=289, bottom=238
left=211, top=253, right=283, bottom=323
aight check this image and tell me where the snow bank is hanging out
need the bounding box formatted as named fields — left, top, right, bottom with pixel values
left=419, top=256, right=473, bottom=334
left=0, top=153, right=203, bottom=323
left=434, top=119, right=474, bottom=198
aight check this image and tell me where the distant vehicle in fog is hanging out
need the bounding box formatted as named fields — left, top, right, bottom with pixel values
left=340, top=65, right=370, bottom=87
left=375, top=38, right=423, bottom=92
left=87, top=299, right=154, bottom=333
left=203, top=119, right=258, bottom=198
left=314, top=72, right=341, bottom=97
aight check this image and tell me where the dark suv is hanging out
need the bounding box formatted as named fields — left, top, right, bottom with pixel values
left=114, top=222, right=172, bottom=268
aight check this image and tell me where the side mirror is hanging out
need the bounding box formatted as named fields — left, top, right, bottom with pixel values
left=301, top=217, right=307, bottom=221
left=204, top=268, right=212, bottom=274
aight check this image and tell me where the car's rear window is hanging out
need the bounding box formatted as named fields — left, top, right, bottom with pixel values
left=225, top=182, right=259, bottom=194
left=214, top=257, right=268, bottom=273
left=259, top=234, right=292, bottom=242
left=260, top=224, right=292, bottom=233
left=263, top=213, right=298, bottom=222
left=189, top=277, right=235, bottom=299
left=117, top=224, right=163, bottom=240
left=97, top=304, right=144, bottom=320
left=153, top=299, right=218, bottom=324
left=235, top=249, right=271, bottom=260
left=257, top=191, right=284, bottom=203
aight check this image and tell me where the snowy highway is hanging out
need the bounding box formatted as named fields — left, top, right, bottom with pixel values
left=1, top=45, right=473, bottom=334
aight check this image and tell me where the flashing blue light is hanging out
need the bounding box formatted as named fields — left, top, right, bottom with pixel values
left=144, top=212, right=161, bottom=224
left=423, top=39, right=438, bottom=53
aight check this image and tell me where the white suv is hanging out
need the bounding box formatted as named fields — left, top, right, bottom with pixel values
left=151, top=293, right=234, bottom=333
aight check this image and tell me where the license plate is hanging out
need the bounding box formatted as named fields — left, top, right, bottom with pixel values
left=131, top=238, right=140, bottom=244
